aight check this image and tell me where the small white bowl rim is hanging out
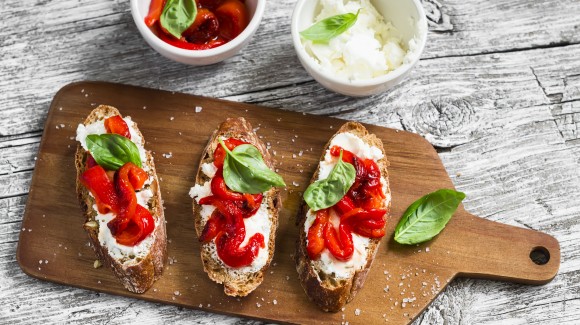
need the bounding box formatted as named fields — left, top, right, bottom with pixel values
left=130, top=0, right=266, bottom=57
left=291, top=0, right=428, bottom=88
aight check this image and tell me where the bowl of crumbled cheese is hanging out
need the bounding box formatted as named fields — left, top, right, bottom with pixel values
left=291, top=0, right=427, bottom=97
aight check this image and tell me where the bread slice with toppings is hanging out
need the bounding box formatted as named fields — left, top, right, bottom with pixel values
left=190, top=117, right=281, bottom=297
left=295, top=122, right=391, bottom=312
left=75, top=105, right=167, bottom=293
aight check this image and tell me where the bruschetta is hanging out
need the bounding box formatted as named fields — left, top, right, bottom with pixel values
left=75, top=105, right=166, bottom=293
left=189, top=117, right=284, bottom=297
left=295, top=122, right=391, bottom=311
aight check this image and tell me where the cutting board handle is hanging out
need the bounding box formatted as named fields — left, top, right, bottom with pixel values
left=448, top=211, right=560, bottom=284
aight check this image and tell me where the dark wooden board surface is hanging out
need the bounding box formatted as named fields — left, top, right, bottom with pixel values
left=16, top=81, right=560, bottom=324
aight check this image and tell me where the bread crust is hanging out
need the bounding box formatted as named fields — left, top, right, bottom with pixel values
left=192, top=117, right=281, bottom=297
left=75, top=105, right=167, bottom=293
left=295, top=122, right=391, bottom=312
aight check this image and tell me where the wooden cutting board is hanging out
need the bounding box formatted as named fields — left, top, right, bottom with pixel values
left=17, top=81, right=560, bottom=324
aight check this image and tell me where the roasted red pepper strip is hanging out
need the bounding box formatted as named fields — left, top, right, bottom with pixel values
left=184, top=8, right=220, bottom=44
left=324, top=222, right=354, bottom=261
left=104, top=115, right=131, bottom=139
left=215, top=209, right=264, bottom=267
left=307, top=209, right=329, bottom=260
left=86, top=153, right=98, bottom=169
left=211, top=169, right=244, bottom=201
left=158, top=31, right=226, bottom=50
left=213, top=138, right=248, bottom=168
left=145, top=0, right=166, bottom=27
left=334, top=196, right=355, bottom=215
left=215, top=0, right=249, bottom=41
left=199, top=210, right=225, bottom=242
left=80, top=165, right=118, bottom=214
left=115, top=205, right=155, bottom=246
left=108, top=163, right=140, bottom=235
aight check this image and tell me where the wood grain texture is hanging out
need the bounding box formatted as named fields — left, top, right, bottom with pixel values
left=1, top=0, right=580, bottom=323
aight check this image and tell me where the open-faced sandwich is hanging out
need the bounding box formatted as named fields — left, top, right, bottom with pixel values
left=75, top=105, right=166, bottom=293
left=295, top=122, right=391, bottom=311
left=189, top=117, right=285, bottom=297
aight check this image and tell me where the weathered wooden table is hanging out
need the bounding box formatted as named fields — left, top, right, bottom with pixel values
left=2, top=0, right=580, bottom=323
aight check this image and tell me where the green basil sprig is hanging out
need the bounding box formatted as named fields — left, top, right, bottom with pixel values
left=160, top=0, right=197, bottom=39
left=300, top=9, right=360, bottom=42
left=220, top=139, right=286, bottom=194
left=303, top=150, right=355, bottom=211
left=394, top=189, right=466, bottom=245
left=86, top=134, right=142, bottom=171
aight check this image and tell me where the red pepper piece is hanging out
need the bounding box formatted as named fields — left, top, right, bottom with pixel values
left=334, top=196, right=355, bottom=215
left=215, top=0, right=249, bottom=41
left=307, top=209, right=329, bottom=260
left=211, top=170, right=244, bottom=200
left=330, top=146, right=355, bottom=164
left=324, top=222, right=354, bottom=261
left=115, top=205, right=154, bottom=246
left=339, top=207, right=365, bottom=223
left=184, top=8, right=220, bottom=44
left=213, top=138, right=248, bottom=168
left=352, top=225, right=385, bottom=238
left=145, top=0, right=166, bottom=27
left=199, top=210, right=225, bottom=242
left=80, top=165, right=118, bottom=214
left=104, top=115, right=131, bottom=139
left=158, top=31, right=226, bottom=50
left=107, top=162, right=147, bottom=235
left=197, top=0, right=224, bottom=10
left=86, top=153, right=98, bottom=169
left=215, top=211, right=264, bottom=267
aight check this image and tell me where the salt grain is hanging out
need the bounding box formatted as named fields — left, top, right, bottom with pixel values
left=273, top=299, right=277, bottom=305
left=354, top=309, right=361, bottom=316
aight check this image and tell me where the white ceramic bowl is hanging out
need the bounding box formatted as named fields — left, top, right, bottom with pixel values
left=291, top=0, right=428, bottom=97
left=131, top=0, right=266, bottom=65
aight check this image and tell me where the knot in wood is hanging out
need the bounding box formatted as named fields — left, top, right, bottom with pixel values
left=422, top=0, right=454, bottom=32
left=403, top=98, right=478, bottom=148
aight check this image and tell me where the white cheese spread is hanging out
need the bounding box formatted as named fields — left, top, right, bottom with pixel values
left=305, top=132, right=390, bottom=279
left=76, top=116, right=157, bottom=267
left=189, top=162, right=272, bottom=273
left=302, top=0, right=416, bottom=81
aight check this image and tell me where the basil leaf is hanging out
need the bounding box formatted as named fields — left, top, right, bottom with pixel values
left=221, top=140, right=286, bottom=194
left=304, top=150, right=356, bottom=211
left=394, top=189, right=466, bottom=245
left=300, top=9, right=360, bottom=42
left=160, top=0, right=197, bottom=39
left=86, top=134, right=142, bottom=171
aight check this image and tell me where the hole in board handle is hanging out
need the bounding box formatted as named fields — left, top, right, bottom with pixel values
left=530, top=246, right=550, bottom=265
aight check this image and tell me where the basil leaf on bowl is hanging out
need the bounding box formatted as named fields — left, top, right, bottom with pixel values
left=160, top=0, right=197, bottom=39
left=220, top=139, right=286, bottom=194
left=394, top=189, right=466, bottom=245
left=304, top=150, right=356, bottom=211
left=86, top=134, right=142, bottom=171
left=300, top=9, right=360, bottom=42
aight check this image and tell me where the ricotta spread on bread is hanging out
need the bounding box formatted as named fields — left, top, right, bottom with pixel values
left=304, top=132, right=391, bottom=279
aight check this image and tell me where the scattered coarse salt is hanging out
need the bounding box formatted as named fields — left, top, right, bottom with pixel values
left=174, top=291, right=180, bottom=296
left=426, top=247, right=430, bottom=252
left=291, top=139, right=295, bottom=143
left=143, top=106, right=147, bottom=110
left=59, top=107, right=63, bottom=111
left=292, top=181, right=299, bottom=187
left=39, top=260, right=43, bottom=264
left=354, top=308, right=361, bottom=316
left=44, top=260, right=48, bottom=264
left=383, top=286, right=389, bottom=292
left=162, top=152, right=173, bottom=159
left=170, top=116, right=174, bottom=121
left=298, top=150, right=303, bottom=156
left=256, top=303, right=261, bottom=308
left=273, top=299, right=277, bottom=305
left=292, top=154, right=297, bottom=158
left=60, top=124, right=65, bottom=128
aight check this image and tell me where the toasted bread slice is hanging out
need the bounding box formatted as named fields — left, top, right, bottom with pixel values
left=295, top=122, right=391, bottom=312
left=190, top=117, right=281, bottom=297
left=75, top=105, right=167, bottom=293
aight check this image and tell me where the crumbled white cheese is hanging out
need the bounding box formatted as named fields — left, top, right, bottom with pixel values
left=302, top=0, right=413, bottom=81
